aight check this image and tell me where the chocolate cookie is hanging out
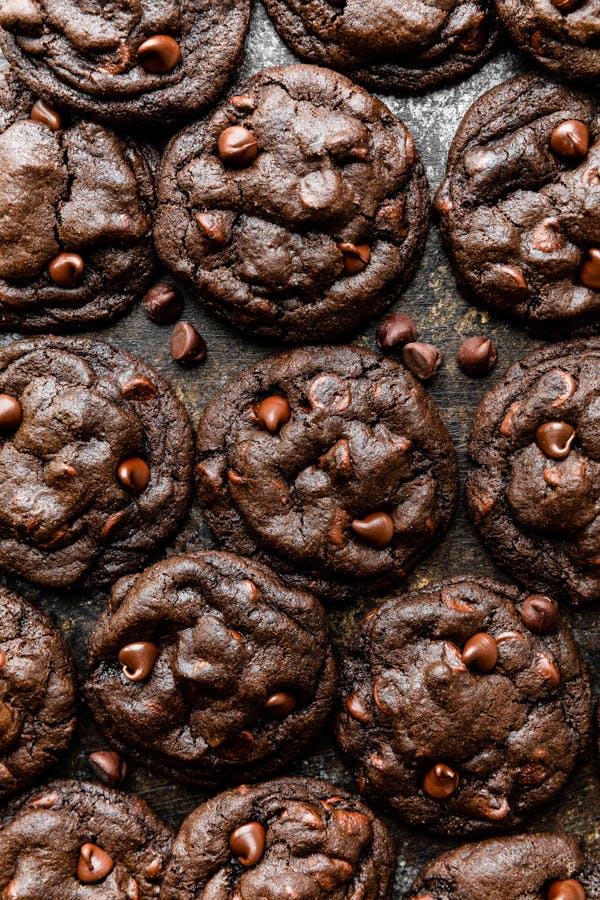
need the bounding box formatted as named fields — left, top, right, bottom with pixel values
left=86, top=551, right=336, bottom=786
left=263, top=1, right=500, bottom=94
left=195, top=345, right=458, bottom=603
left=0, top=0, right=250, bottom=126
left=0, top=40, right=31, bottom=129
left=160, top=777, right=396, bottom=899
left=0, top=779, right=173, bottom=898
left=0, top=336, right=193, bottom=588
left=336, top=576, right=592, bottom=836
left=0, top=589, right=76, bottom=800
left=495, top=0, right=600, bottom=87
left=435, top=75, right=600, bottom=333
left=407, top=832, right=600, bottom=899
left=468, top=338, right=600, bottom=605
left=155, top=64, right=429, bottom=343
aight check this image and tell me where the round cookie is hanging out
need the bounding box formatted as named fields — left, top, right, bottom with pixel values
left=86, top=551, right=337, bottom=786
left=435, top=75, right=600, bottom=334
left=195, top=345, right=458, bottom=603
left=0, top=336, right=193, bottom=588
left=263, top=0, right=500, bottom=94
left=407, top=832, right=600, bottom=899
left=0, top=779, right=173, bottom=898
left=0, top=0, right=250, bottom=126
left=336, top=576, right=592, bottom=836
left=468, top=338, right=600, bottom=605
left=495, top=0, right=600, bottom=87
left=0, top=589, right=76, bottom=800
left=155, top=64, right=429, bottom=343
left=160, top=777, right=396, bottom=899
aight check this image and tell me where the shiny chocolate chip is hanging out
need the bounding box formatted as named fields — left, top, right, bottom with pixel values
left=121, top=376, right=157, bottom=401
left=218, top=126, right=258, bottom=167
left=580, top=248, right=600, bottom=290
left=77, top=843, right=114, bottom=884
left=423, top=763, right=459, bottom=799
left=117, top=457, right=150, bottom=493
left=48, top=252, right=84, bottom=288
left=256, top=396, right=291, bottom=433
left=521, top=595, right=560, bottom=634
left=196, top=211, right=228, bottom=246
left=0, top=395, right=22, bottom=431
left=536, top=422, right=575, bottom=459
left=118, top=642, right=158, bottom=681
left=30, top=98, right=61, bottom=130
left=457, top=336, right=497, bottom=377
left=137, top=35, right=181, bottom=73
left=402, top=342, right=442, bottom=381
left=143, top=283, right=183, bottom=324
left=264, top=692, right=296, bottom=719
left=550, top=120, right=589, bottom=159
left=89, top=750, right=127, bottom=787
left=229, top=822, right=266, bottom=867
left=338, top=242, right=371, bottom=275
left=351, top=512, right=394, bottom=549
left=170, top=321, right=207, bottom=365
left=462, top=633, right=499, bottom=673
left=546, top=878, right=586, bottom=900
left=376, top=312, right=416, bottom=351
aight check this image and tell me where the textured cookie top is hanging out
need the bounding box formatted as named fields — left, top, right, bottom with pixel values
left=468, top=338, right=600, bottom=605
left=86, top=552, right=336, bottom=785
left=0, top=780, right=173, bottom=899
left=336, top=577, right=591, bottom=835
left=195, top=345, right=457, bottom=602
left=156, top=64, right=429, bottom=342
left=435, top=75, right=600, bottom=331
left=0, top=337, right=193, bottom=588
left=160, top=777, right=396, bottom=899
left=407, top=832, right=599, bottom=899
left=0, top=0, right=250, bottom=124
left=0, top=590, right=75, bottom=800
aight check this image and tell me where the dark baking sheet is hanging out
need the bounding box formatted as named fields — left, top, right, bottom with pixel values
left=1, top=5, right=598, bottom=895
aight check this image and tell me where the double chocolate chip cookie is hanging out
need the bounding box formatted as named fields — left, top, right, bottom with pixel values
left=195, top=345, right=458, bottom=603
left=468, top=338, right=600, bottom=605
left=336, top=577, right=591, bottom=835
left=0, top=336, right=193, bottom=588
left=0, top=589, right=76, bottom=800
left=264, top=0, right=500, bottom=94
left=0, top=0, right=250, bottom=126
left=407, top=832, right=599, bottom=899
left=160, top=777, right=396, bottom=899
left=0, top=780, right=173, bottom=898
left=156, top=64, right=429, bottom=342
left=86, top=551, right=336, bottom=786
left=435, top=75, right=600, bottom=333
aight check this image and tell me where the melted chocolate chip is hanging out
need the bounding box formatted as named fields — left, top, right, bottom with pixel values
left=423, top=763, right=459, bottom=799
left=536, top=421, right=576, bottom=459
left=137, top=35, right=181, bottom=74
left=195, top=211, right=228, bottom=246
left=351, top=512, right=394, bottom=549
left=338, top=242, right=371, bottom=275
left=521, top=595, right=560, bottom=634
left=580, top=248, right=600, bottom=290
left=0, top=395, right=22, bottom=432
left=170, top=322, right=207, bottom=366
left=30, top=98, right=61, bottom=131
left=264, top=692, right=296, bottom=719
left=118, top=642, right=158, bottom=682
left=256, top=396, right=291, bottom=433
left=550, top=120, right=589, bottom=158
left=462, top=632, right=499, bottom=672
left=218, top=126, right=258, bottom=167
left=229, top=822, right=266, bottom=867
left=77, top=843, right=114, bottom=884
left=48, top=252, right=84, bottom=288
left=117, top=457, right=151, bottom=493
left=121, top=377, right=157, bottom=401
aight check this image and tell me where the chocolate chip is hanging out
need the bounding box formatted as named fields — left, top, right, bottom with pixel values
left=143, top=283, right=184, bottom=325
left=531, top=217, right=564, bottom=253
left=351, top=512, right=394, bottom=549
left=137, top=35, right=181, bottom=74
left=537, top=653, right=561, bottom=687
left=338, top=242, right=371, bottom=275
left=121, top=376, right=157, bottom=401
left=218, top=126, right=258, bottom=167
left=89, top=750, right=127, bottom=787
left=118, top=642, right=158, bottom=682
left=536, top=421, right=576, bottom=459
left=376, top=312, right=417, bottom=351
left=256, top=396, right=291, bottom=433
left=263, top=692, right=296, bottom=719
left=0, top=650, right=5, bottom=669
left=550, top=120, right=589, bottom=159
left=117, top=457, right=151, bottom=493
left=457, top=336, right=497, bottom=376
left=30, top=98, right=62, bottom=131
left=580, top=248, right=600, bottom=290
left=423, top=763, right=459, bottom=799
left=195, top=211, right=228, bottom=246
left=346, top=694, right=371, bottom=723
left=48, top=252, right=84, bottom=288
left=546, top=878, right=586, bottom=900
left=0, top=394, right=22, bottom=431
left=462, top=633, right=499, bottom=672
left=77, top=843, right=114, bottom=884
left=402, top=342, right=442, bottom=381
left=170, top=321, right=207, bottom=365
left=229, top=822, right=266, bottom=867
left=521, top=594, right=560, bottom=634
left=551, top=0, right=582, bottom=9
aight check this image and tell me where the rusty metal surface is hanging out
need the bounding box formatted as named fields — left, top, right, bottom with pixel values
left=0, top=4, right=597, bottom=895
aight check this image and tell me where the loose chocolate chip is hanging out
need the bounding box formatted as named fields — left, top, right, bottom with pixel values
left=546, top=879, right=586, bottom=900
left=351, top=512, right=394, bottom=549
left=0, top=394, right=22, bottom=431
left=117, top=457, right=151, bottom=493
left=423, top=763, right=459, bottom=799
left=402, top=342, right=442, bottom=381
left=218, top=126, right=258, bottom=167
left=580, top=248, right=600, bottom=290
left=89, top=750, right=127, bottom=787
left=170, top=321, right=207, bottom=365
left=376, top=312, right=417, bottom=351
left=457, top=336, right=497, bottom=376
left=536, top=421, right=576, bottom=459
left=118, top=642, right=158, bottom=682
left=77, top=843, right=114, bottom=884
left=229, top=822, right=266, bottom=867
left=137, top=35, right=181, bottom=74
left=550, top=120, right=589, bottom=159
left=121, top=376, right=157, bottom=401
left=338, top=242, right=371, bottom=275
left=264, top=692, right=296, bottom=719
left=143, top=283, right=184, bottom=325
left=521, top=594, right=560, bottom=634
left=48, top=252, right=84, bottom=288
left=195, top=211, right=228, bottom=246
left=30, top=98, right=62, bottom=131
left=462, top=633, right=499, bottom=672
left=256, top=396, right=291, bottom=433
